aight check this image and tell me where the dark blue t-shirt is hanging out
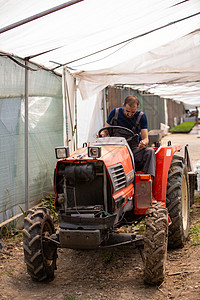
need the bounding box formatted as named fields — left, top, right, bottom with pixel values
left=106, top=107, right=148, bottom=135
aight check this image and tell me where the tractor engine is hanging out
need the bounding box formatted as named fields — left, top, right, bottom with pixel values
left=55, top=160, right=114, bottom=215
left=54, top=139, right=135, bottom=249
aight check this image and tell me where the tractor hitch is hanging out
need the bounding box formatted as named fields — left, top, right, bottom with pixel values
left=100, top=232, right=144, bottom=248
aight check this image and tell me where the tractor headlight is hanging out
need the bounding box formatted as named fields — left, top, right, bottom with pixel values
left=88, top=146, right=101, bottom=158
left=55, top=147, right=69, bottom=159
left=126, top=170, right=134, bottom=185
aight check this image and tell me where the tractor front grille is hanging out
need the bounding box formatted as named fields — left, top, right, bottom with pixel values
left=107, top=163, right=126, bottom=193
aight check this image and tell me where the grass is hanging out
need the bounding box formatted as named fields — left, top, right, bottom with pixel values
left=120, top=220, right=146, bottom=235
left=0, top=269, right=14, bottom=278
left=189, top=220, right=200, bottom=246
left=188, top=195, right=200, bottom=246
left=0, top=221, right=19, bottom=240
left=100, top=252, right=114, bottom=264
left=132, top=221, right=145, bottom=234
left=41, top=194, right=59, bottom=224
left=169, top=121, right=196, bottom=133
left=0, top=195, right=57, bottom=240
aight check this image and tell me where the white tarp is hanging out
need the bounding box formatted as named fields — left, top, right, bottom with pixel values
left=0, top=55, right=63, bottom=222
left=0, top=95, right=63, bottom=222
left=77, top=91, right=104, bottom=146
left=0, top=0, right=200, bottom=105
left=76, top=30, right=200, bottom=105
left=62, top=67, right=76, bottom=152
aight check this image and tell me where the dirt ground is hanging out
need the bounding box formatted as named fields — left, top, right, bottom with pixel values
left=0, top=197, right=199, bottom=300
left=0, top=129, right=200, bottom=300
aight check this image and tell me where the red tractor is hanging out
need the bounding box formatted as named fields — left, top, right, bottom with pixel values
left=23, top=126, right=191, bottom=285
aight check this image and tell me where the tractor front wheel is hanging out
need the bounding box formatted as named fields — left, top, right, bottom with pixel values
left=143, top=206, right=168, bottom=285
left=23, top=207, right=57, bottom=281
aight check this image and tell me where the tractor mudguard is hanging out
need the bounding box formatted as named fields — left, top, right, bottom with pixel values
left=153, top=144, right=181, bottom=204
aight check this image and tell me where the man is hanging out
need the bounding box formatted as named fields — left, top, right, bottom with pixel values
left=104, top=95, right=155, bottom=177
left=195, top=106, right=199, bottom=126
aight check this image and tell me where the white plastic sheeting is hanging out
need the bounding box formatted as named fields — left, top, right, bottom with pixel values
left=0, top=0, right=200, bottom=105
left=0, top=96, right=63, bottom=222
left=76, top=90, right=104, bottom=146
left=76, top=30, right=200, bottom=105
left=0, top=56, right=63, bottom=222
left=62, top=68, right=76, bottom=152
left=87, top=91, right=105, bottom=143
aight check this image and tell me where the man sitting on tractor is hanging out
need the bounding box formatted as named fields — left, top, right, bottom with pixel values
left=103, top=95, right=155, bottom=178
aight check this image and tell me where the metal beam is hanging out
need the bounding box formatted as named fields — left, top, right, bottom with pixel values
left=25, top=59, right=29, bottom=212
left=0, top=213, right=23, bottom=228
left=0, top=0, right=83, bottom=34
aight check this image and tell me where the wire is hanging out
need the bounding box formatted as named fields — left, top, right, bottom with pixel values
left=0, top=52, right=40, bottom=71
left=72, top=40, right=132, bottom=68
left=0, top=51, right=62, bottom=76
left=52, top=11, right=200, bottom=70
left=170, top=0, right=189, bottom=8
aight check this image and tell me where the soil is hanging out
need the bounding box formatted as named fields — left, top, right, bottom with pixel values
left=0, top=195, right=200, bottom=300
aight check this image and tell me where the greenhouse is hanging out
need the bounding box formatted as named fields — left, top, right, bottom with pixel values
left=0, top=0, right=199, bottom=224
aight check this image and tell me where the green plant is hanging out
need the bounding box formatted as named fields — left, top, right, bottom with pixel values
left=41, top=194, right=58, bottom=223
left=131, top=219, right=145, bottom=235
left=0, top=220, right=19, bottom=240
left=0, top=268, right=14, bottom=277
left=100, top=252, right=114, bottom=264
left=0, top=203, right=18, bottom=239
left=19, top=205, right=27, bottom=217
left=119, top=220, right=145, bottom=235
left=66, top=296, right=76, bottom=300
left=189, top=220, right=200, bottom=246
left=169, top=121, right=195, bottom=133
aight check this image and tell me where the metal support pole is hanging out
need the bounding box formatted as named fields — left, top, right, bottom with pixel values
left=63, top=69, right=69, bottom=146
left=74, top=78, right=77, bottom=150
left=102, top=89, right=107, bottom=125
left=0, top=0, right=83, bottom=34
left=63, top=68, right=76, bottom=150
left=25, top=59, right=29, bottom=212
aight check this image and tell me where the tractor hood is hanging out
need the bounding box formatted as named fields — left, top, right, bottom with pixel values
left=62, top=137, right=134, bottom=175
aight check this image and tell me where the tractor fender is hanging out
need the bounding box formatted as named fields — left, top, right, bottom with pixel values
left=153, top=144, right=182, bottom=203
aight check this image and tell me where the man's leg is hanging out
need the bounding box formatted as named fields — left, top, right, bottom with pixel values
left=132, top=147, right=156, bottom=177
left=143, top=148, right=156, bottom=177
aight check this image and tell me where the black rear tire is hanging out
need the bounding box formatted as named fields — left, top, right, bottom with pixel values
left=23, top=207, right=57, bottom=281
left=144, top=206, right=168, bottom=285
left=166, top=155, right=190, bottom=248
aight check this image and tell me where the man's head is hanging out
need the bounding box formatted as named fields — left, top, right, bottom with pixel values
left=123, top=95, right=139, bottom=118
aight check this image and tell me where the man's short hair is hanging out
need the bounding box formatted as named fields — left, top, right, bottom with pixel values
left=124, top=95, right=139, bottom=107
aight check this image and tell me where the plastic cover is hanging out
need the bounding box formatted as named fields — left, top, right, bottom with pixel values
left=0, top=56, right=63, bottom=222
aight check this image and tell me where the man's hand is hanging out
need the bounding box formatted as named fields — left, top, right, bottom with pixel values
left=100, top=129, right=108, bottom=137
left=138, top=140, right=146, bottom=149
left=140, top=128, right=149, bottom=149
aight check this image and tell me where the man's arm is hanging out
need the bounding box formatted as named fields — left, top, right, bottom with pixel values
left=105, top=122, right=111, bottom=127
left=139, top=128, right=149, bottom=149
left=100, top=122, right=111, bottom=137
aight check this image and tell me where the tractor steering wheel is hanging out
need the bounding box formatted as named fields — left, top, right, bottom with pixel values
left=98, top=126, right=138, bottom=143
